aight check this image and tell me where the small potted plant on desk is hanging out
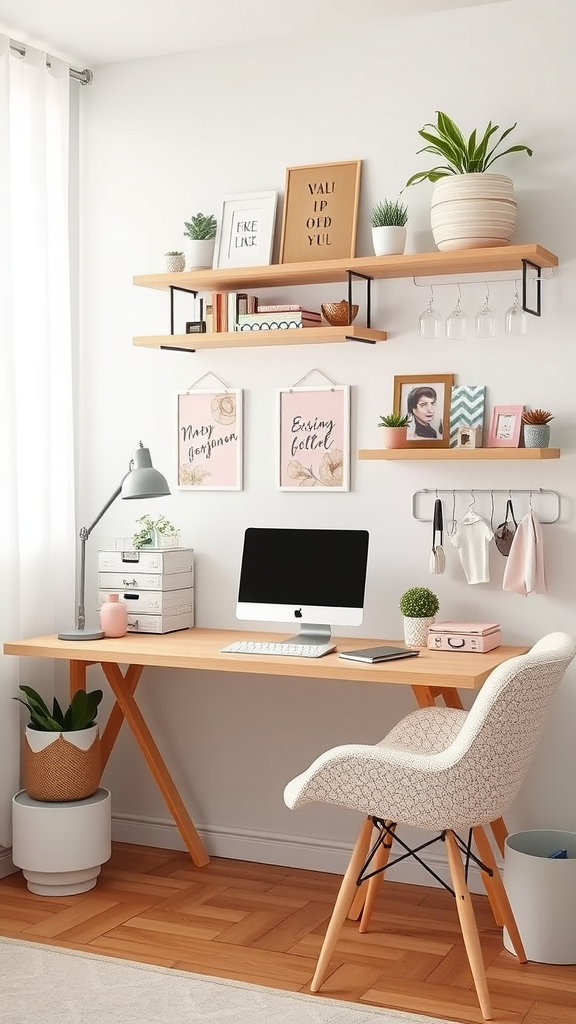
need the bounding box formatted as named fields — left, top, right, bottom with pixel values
left=399, top=586, right=439, bottom=647
left=378, top=412, right=410, bottom=449
left=370, top=198, right=408, bottom=255
left=14, top=686, right=103, bottom=802
left=183, top=212, right=217, bottom=269
left=522, top=408, right=554, bottom=448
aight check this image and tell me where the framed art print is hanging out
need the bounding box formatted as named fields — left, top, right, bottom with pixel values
left=487, top=404, right=524, bottom=447
left=449, top=384, right=486, bottom=448
left=276, top=385, right=350, bottom=490
left=213, top=191, right=277, bottom=270
left=279, top=160, right=361, bottom=264
left=177, top=389, right=243, bottom=489
left=393, top=373, right=454, bottom=448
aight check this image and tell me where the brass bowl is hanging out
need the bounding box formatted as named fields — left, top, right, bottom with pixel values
left=321, top=300, right=359, bottom=327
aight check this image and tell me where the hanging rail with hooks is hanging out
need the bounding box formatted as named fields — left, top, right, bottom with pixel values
left=412, top=264, right=555, bottom=316
left=411, top=488, right=561, bottom=525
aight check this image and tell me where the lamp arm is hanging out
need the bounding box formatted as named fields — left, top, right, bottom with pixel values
left=75, top=479, right=125, bottom=631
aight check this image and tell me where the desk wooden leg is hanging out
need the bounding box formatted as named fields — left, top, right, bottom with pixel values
left=100, top=664, right=144, bottom=770
left=100, top=661, right=210, bottom=868
left=70, top=660, right=88, bottom=697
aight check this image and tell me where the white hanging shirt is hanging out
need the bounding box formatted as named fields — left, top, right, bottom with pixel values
left=449, top=511, right=493, bottom=584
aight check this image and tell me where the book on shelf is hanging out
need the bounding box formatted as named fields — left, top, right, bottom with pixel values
left=238, top=311, right=321, bottom=325
left=236, top=317, right=321, bottom=331
left=256, top=304, right=321, bottom=316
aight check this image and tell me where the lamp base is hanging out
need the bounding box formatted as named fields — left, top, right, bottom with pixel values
left=57, top=627, right=105, bottom=641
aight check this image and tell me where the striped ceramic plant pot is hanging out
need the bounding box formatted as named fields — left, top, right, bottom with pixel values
left=431, top=173, right=517, bottom=251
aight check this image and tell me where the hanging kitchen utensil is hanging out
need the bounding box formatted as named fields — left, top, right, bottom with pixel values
left=429, top=497, right=446, bottom=574
left=495, top=496, right=518, bottom=557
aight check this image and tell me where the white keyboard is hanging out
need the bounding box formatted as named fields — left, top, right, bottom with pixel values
left=220, top=640, right=336, bottom=659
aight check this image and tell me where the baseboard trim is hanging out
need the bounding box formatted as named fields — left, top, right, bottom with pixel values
left=0, top=847, right=17, bottom=879
left=111, top=814, right=501, bottom=894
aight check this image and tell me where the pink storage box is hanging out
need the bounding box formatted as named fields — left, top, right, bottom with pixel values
left=428, top=622, right=502, bottom=653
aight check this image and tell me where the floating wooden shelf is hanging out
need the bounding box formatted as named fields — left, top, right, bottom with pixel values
left=134, top=326, right=387, bottom=351
left=358, top=448, right=561, bottom=461
left=133, top=244, right=558, bottom=293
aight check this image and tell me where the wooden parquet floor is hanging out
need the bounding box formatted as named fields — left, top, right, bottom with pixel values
left=1, top=842, right=575, bottom=1024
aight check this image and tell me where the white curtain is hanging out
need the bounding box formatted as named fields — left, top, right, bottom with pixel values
left=0, top=36, right=76, bottom=848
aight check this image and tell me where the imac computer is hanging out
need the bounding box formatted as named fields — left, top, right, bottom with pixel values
left=234, top=527, right=369, bottom=649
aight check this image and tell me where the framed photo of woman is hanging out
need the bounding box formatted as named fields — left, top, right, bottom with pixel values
left=393, top=374, right=454, bottom=448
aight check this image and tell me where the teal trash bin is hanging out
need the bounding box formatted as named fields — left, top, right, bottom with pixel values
left=504, top=829, right=576, bottom=964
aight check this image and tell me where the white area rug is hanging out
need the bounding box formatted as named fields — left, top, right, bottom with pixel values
left=0, top=935, right=452, bottom=1024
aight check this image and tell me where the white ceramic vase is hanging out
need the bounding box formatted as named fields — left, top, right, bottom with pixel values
left=185, top=237, right=216, bottom=270
left=430, top=173, right=517, bottom=251
left=403, top=616, right=435, bottom=648
left=371, top=225, right=407, bottom=256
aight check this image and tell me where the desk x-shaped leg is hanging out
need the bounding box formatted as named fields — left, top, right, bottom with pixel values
left=70, top=660, right=209, bottom=867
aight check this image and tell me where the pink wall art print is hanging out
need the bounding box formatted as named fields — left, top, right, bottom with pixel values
left=276, top=385, right=350, bottom=491
left=177, top=389, right=243, bottom=489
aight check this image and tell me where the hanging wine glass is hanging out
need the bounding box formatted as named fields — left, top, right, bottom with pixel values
left=504, top=282, right=527, bottom=335
left=418, top=286, right=441, bottom=339
left=475, top=283, right=495, bottom=338
left=445, top=283, right=467, bottom=340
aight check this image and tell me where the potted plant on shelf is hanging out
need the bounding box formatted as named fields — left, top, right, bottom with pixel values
left=399, top=586, right=439, bottom=647
left=132, top=513, right=180, bottom=549
left=404, top=111, right=533, bottom=252
left=370, top=198, right=408, bottom=256
left=522, top=408, right=554, bottom=448
left=378, top=412, right=410, bottom=449
left=165, top=251, right=185, bottom=273
left=183, top=212, right=217, bottom=269
left=14, top=686, right=103, bottom=802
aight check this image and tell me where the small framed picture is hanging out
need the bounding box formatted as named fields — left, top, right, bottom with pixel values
left=276, top=385, right=350, bottom=491
left=279, top=160, right=361, bottom=264
left=177, top=389, right=243, bottom=489
left=213, top=191, right=277, bottom=270
left=393, top=374, right=454, bottom=448
left=487, top=405, right=524, bottom=447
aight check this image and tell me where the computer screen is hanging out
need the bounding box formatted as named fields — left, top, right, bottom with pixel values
left=236, top=527, right=369, bottom=645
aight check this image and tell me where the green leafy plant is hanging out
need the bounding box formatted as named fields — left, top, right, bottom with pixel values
left=165, top=250, right=184, bottom=256
left=371, top=199, right=408, bottom=228
left=183, top=213, right=217, bottom=240
left=14, top=685, right=103, bottom=732
left=132, top=514, right=179, bottom=549
left=378, top=412, right=410, bottom=428
left=399, top=587, right=439, bottom=618
left=405, top=111, right=533, bottom=188
left=522, top=408, right=554, bottom=425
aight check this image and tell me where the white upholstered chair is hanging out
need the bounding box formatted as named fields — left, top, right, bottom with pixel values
left=284, top=632, right=576, bottom=1021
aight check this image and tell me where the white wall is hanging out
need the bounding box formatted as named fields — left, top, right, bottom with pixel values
left=78, top=0, right=576, bottom=883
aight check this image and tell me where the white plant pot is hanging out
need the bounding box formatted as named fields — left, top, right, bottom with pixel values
left=371, top=225, right=407, bottom=256
left=185, top=237, right=216, bottom=270
left=431, top=173, right=517, bottom=252
left=403, top=616, right=435, bottom=648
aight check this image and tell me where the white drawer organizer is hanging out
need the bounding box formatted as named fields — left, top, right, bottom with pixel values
left=97, top=548, right=194, bottom=634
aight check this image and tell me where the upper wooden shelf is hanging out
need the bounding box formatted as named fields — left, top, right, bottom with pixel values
left=358, top=448, right=561, bottom=461
left=133, top=244, right=558, bottom=293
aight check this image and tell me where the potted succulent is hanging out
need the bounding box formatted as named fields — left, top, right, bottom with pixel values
left=165, top=251, right=185, bottom=273
left=183, top=212, right=217, bottom=269
left=370, top=198, right=408, bottom=256
left=522, top=408, right=554, bottom=448
left=14, top=685, right=103, bottom=802
left=399, top=586, right=439, bottom=647
left=404, top=111, right=533, bottom=251
left=378, top=412, right=410, bottom=449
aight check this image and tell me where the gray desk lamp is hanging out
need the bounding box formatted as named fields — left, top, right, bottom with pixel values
left=58, top=442, right=170, bottom=641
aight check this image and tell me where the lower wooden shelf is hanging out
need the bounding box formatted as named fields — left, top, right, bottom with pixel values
left=358, top=448, right=561, bottom=460
left=134, top=325, right=387, bottom=351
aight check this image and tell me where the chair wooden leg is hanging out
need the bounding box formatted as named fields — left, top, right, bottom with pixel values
left=473, top=826, right=527, bottom=963
left=473, top=825, right=504, bottom=927
left=348, top=818, right=373, bottom=920
left=445, top=830, right=493, bottom=1021
left=359, top=823, right=396, bottom=933
left=311, top=817, right=373, bottom=993
left=490, top=816, right=508, bottom=857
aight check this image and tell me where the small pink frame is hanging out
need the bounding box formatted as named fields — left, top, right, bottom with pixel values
left=487, top=405, right=524, bottom=447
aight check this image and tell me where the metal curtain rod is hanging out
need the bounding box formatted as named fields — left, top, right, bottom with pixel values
left=411, top=488, right=561, bottom=525
left=9, top=40, right=93, bottom=85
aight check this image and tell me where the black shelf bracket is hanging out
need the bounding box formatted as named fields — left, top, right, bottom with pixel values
left=169, top=284, right=199, bottom=335
left=346, top=269, right=376, bottom=343
left=521, top=259, right=542, bottom=317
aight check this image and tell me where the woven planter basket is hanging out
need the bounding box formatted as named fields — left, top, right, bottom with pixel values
left=403, top=616, right=435, bottom=648
left=23, top=726, right=102, bottom=802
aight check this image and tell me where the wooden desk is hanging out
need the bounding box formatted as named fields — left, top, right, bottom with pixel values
left=3, top=628, right=527, bottom=869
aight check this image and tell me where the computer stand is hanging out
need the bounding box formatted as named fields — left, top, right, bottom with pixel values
left=285, top=623, right=333, bottom=648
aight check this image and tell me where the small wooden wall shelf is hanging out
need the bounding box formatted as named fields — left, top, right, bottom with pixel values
left=134, top=326, right=387, bottom=351
left=358, top=448, right=561, bottom=461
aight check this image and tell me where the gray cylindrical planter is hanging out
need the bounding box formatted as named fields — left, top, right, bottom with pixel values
left=504, top=829, right=576, bottom=964
left=523, top=424, right=550, bottom=448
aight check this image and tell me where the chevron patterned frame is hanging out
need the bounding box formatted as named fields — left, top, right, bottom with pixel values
left=449, top=384, right=486, bottom=449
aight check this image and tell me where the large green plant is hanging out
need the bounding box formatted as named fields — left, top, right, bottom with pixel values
left=405, top=111, right=533, bottom=188
left=14, top=685, right=103, bottom=731
left=183, top=212, right=217, bottom=240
